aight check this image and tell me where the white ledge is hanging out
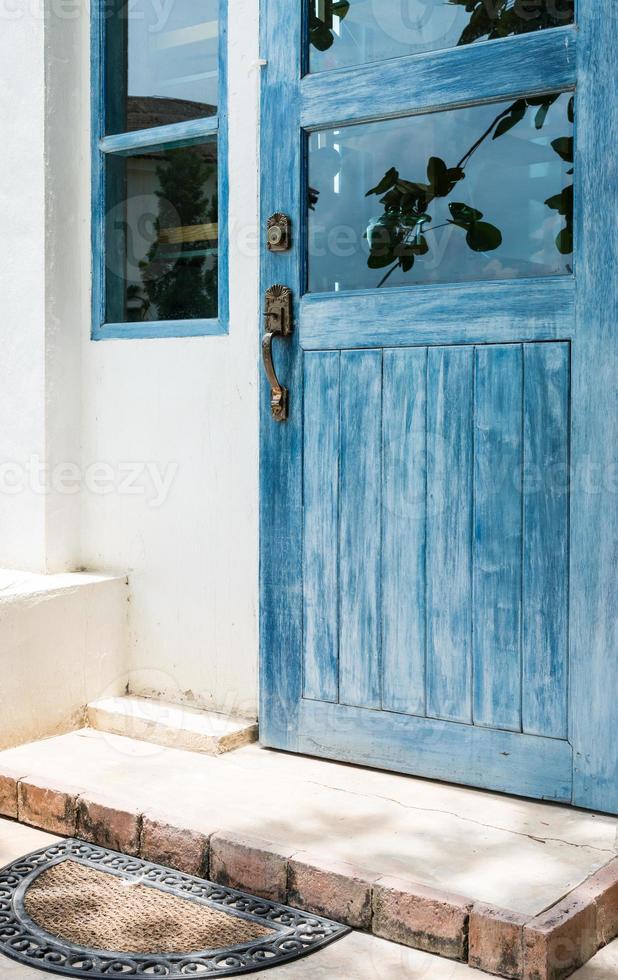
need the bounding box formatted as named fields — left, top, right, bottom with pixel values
left=0, top=569, right=127, bottom=603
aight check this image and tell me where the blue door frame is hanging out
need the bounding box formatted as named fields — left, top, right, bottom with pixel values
left=259, top=2, right=618, bottom=814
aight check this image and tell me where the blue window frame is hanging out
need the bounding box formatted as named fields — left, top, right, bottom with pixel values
left=91, top=0, right=228, bottom=340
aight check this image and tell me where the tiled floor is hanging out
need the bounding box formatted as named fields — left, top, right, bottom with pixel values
left=0, top=729, right=615, bottom=916
left=0, top=821, right=616, bottom=980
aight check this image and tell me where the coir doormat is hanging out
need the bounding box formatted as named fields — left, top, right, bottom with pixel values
left=0, top=839, right=350, bottom=977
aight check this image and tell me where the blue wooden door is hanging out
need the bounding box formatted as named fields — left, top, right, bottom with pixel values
left=260, top=1, right=618, bottom=813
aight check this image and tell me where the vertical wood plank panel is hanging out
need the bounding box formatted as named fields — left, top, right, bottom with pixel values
left=303, top=352, right=340, bottom=702
left=426, top=346, right=473, bottom=723
left=339, top=349, right=382, bottom=709
left=382, top=348, right=427, bottom=715
left=473, top=345, right=523, bottom=732
left=522, top=343, right=569, bottom=738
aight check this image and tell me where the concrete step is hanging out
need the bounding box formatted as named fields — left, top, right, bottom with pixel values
left=87, top=695, right=258, bottom=756
left=0, top=730, right=616, bottom=979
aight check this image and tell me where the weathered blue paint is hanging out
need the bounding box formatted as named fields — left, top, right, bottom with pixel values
left=338, top=350, right=382, bottom=710
left=426, top=346, right=474, bottom=724
left=91, top=0, right=228, bottom=341
left=473, top=345, right=523, bottom=732
left=381, top=348, right=427, bottom=716
left=569, top=1, right=618, bottom=814
left=258, top=1, right=304, bottom=752
left=522, top=343, right=569, bottom=740
left=301, top=27, right=576, bottom=130
left=302, top=352, right=340, bottom=704
left=300, top=278, right=575, bottom=350
left=299, top=700, right=573, bottom=803
left=260, top=2, right=617, bottom=812
left=99, top=118, right=218, bottom=157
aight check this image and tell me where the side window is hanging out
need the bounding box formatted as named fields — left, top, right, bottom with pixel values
left=92, top=0, right=227, bottom=338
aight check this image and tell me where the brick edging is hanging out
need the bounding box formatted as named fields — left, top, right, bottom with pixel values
left=1, top=771, right=616, bottom=979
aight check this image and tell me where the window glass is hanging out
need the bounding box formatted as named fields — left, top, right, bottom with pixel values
left=105, top=141, right=218, bottom=322
left=308, top=92, right=574, bottom=292
left=106, top=0, right=218, bottom=134
left=309, top=0, right=574, bottom=72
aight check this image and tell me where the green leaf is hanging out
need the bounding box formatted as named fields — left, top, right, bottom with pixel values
left=427, top=156, right=447, bottom=186
left=568, top=96, right=574, bottom=124
left=332, top=0, right=350, bottom=18
left=366, top=167, right=399, bottom=197
left=413, top=235, right=429, bottom=256
left=446, top=166, right=466, bottom=183
left=551, top=137, right=574, bottom=163
left=545, top=185, right=572, bottom=216
left=368, top=251, right=396, bottom=269
left=399, top=255, right=415, bottom=273
left=396, top=178, right=429, bottom=195
left=493, top=102, right=526, bottom=140
left=556, top=226, right=573, bottom=255
left=544, top=192, right=563, bottom=212
left=309, top=20, right=334, bottom=51
left=466, top=221, right=502, bottom=251
left=535, top=102, right=551, bottom=130
left=449, top=201, right=483, bottom=224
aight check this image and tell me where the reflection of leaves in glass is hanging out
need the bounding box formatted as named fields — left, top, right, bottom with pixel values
left=138, top=148, right=217, bottom=321
left=449, top=0, right=574, bottom=46
left=362, top=95, right=573, bottom=286
left=309, top=0, right=574, bottom=52
left=310, top=1, right=350, bottom=51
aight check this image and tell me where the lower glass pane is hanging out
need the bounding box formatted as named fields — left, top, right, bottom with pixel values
left=308, top=93, right=574, bottom=293
left=105, top=141, right=218, bottom=323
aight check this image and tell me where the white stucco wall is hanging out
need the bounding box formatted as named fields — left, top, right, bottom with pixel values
left=0, top=8, right=47, bottom=570
left=0, top=0, right=261, bottom=720
left=79, top=1, right=261, bottom=716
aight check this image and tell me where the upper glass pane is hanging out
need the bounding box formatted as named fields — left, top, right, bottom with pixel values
left=106, top=0, right=219, bottom=134
left=309, top=0, right=574, bottom=71
left=105, top=141, right=218, bottom=323
left=308, top=92, right=574, bottom=292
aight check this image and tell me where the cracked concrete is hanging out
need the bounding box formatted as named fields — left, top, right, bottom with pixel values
left=0, top=730, right=615, bottom=918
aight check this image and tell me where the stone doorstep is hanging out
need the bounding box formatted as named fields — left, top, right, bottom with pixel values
left=86, top=696, right=259, bottom=757
left=1, top=772, right=616, bottom=980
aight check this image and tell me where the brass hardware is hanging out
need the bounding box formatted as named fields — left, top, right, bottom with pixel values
left=266, top=213, right=292, bottom=252
left=263, top=285, right=293, bottom=421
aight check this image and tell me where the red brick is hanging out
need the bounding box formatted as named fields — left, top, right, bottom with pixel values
left=469, top=902, right=529, bottom=978
left=372, top=876, right=473, bottom=961
left=140, top=814, right=209, bottom=877
left=76, top=795, right=141, bottom=855
left=575, top=858, right=618, bottom=947
left=524, top=894, right=597, bottom=980
left=18, top=778, right=78, bottom=835
left=209, top=832, right=293, bottom=903
left=0, top=769, right=21, bottom=819
left=288, top=852, right=379, bottom=929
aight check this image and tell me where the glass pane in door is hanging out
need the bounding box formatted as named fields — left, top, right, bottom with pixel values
left=309, top=0, right=574, bottom=72
left=308, top=92, right=574, bottom=292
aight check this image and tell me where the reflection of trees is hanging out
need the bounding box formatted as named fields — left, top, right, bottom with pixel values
left=310, top=0, right=574, bottom=51
left=449, top=0, right=574, bottom=45
left=137, top=148, right=217, bottom=321
left=361, top=94, right=573, bottom=286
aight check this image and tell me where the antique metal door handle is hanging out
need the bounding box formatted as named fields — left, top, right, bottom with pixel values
left=263, top=285, right=293, bottom=421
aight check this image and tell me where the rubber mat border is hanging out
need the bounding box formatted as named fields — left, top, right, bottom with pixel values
left=0, top=839, right=351, bottom=978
